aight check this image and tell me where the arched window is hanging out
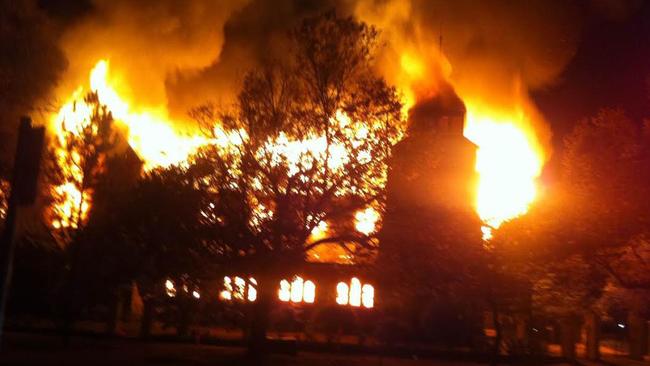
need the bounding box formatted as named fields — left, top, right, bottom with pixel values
left=335, top=277, right=374, bottom=308
left=165, top=279, right=176, bottom=298
left=336, top=282, right=349, bottom=305
left=303, top=280, right=316, bottom=303
left=220, top=276, right=257, bottom=302
left=361, top=284, right=374, bottom=308
left=165, top=279, right=200, bottom=299
left=278, top=279, right=291, bottom=302
left=278, top=276, right=316, bottom=303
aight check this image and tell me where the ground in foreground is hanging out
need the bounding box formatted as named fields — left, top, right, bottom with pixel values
left=0, top=333, right=643, bottom=366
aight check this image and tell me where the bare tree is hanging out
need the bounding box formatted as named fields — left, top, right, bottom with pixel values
left=191, top=12, right=404, bottom=354
left=42, top=92, right=117, bottom=341
left=45, top=92, right=116, bottom=244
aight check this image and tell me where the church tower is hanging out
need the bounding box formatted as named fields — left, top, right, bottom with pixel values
left=376, top=84, right=484, bottom=330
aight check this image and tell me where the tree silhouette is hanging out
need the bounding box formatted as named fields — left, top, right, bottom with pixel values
left=39, top=92, right=119, bottom=340
left=45, top=92, right=117, bottom=244
left=80, top=164, right=214, bottom=337
left=495, top=108, right=650, bottom=360
left=192, top=12, right=404, bottom=354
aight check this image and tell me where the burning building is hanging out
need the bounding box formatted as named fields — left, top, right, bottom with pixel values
left=375, top=85, right=485, bottom=342
left=384, top=83, right=477, bottom=213
left=25, top=0, right=562, bottom=341
left=209, top=85, right=482, bottom=326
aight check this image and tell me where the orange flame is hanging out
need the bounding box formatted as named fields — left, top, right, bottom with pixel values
left=51, top=46, right=546, bottom=243
left=49, top=60, right=387, bottom=233
left=49, top=60, right=211, bottom=229
left=463, top=101, right=544, bottom=232
left=353, top=2, right=549, bottom=240
left=396, top=51, right=545, bottom=235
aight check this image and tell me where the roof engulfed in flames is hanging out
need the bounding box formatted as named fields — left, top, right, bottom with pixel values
left=50, top=53, right=546, bottom=242
left=49, top=60, right=213, bottom=229
left=464, top=102, right=544, bottom=230
left=39, top=0, right=596, bottom=247
left=49, top=60, right=382, bottom=241
left=54, top=60, right=211, bottom=171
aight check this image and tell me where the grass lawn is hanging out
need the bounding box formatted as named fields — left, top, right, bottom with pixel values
left=0, top=332, right=490, bottom=366
left=3, top=332, right=646, bottom=366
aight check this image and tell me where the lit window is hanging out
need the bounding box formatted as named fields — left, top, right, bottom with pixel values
left=336, top=278, right=374, bottom=308
left=349, top=278, right=361, bottom=307
left=290, top=277, right=304, bottom=302
left=219, top=276, right=233, bottom=300
left=247, top=278, right=257, bottom=301
left=278, top=276, right=316, bottom=303
left=336, top=282, right=349, bottom=305
left=278, top=279, right=291, bottom=302
left=303, top=280, right=315, bottom=303
left=220, top=276, right=256, bottom=302
left=219, top=277, right=232, bottom=300
left=165, top=279, right=176, bottom=298
left=234, top=277, right=246, bottom=300
left=165, top=279, right=201, bottom=300
left=361, top=284, right=374, bottom=308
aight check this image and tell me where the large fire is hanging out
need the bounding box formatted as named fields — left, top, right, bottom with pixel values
left=396, top=53, right=544, bottom=240
left=49, top=60, right=382, bottom=237
left=49, top=60, right=211, bottom=229
left=463, top=101, right=544, bottom=237
left=389, top=53, right=545, bottom=239
left=353, top=2, right=550, bottom=240
left=54, top=60, right=211, bottom=171
left=49, top=56, right=544, bottom=240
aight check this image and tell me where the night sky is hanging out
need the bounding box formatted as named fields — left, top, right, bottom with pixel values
left=533, top=1, right=650, bottom=144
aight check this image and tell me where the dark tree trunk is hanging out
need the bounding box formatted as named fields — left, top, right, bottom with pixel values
left=140, top=298, right=154, bottom=339
left=489, top=302, right=502, bottom=366
left=248, top=277, right=274, bottom=358
left=121, top=285, right=134, bottom=323
left=60, top=277, right=82, bottom=347
left=515, top=314, right=529, bottom=355
left=584, top=311, right=600, bottom=361
left=105, top=288, right=123, bottom=336
left=177, top=304, right=190, bottom=337
left=628, top=311, right=648, bottom=360
left=60, top=308, right=74, bottom=347
left=559, top=317, right=578, bottom=360
left=60, top=241, right=83, bottom=346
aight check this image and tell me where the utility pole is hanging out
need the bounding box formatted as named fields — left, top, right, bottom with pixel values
left=0, top=117, right=45, bottom=344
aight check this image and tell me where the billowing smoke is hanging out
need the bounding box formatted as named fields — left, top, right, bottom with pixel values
left=165, top=0, right=352, bottom=118
left=46, top=0, right=643, bottom=145
left=50, top=0, right=368, bottom=125
left=350, top=0, right=639, bottom=226
left=0, top=0, right=66, bottom=174
left=53, top=0, right=249, bottom=126
left=353, top=0, right=586, bottom=155
left=354, top=0, right=642, bottom=153
left=31, top=0, right=643, bottom=230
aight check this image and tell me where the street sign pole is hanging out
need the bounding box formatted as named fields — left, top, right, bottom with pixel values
left=0, top=117, right=45, bottom=345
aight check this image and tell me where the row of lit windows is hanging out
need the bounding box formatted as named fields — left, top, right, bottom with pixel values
left=336, top=277, right=374, bottom=308
left=216, top=276, right=374, bottom=308
left=165, top=279, right=201, bottom=299
left=165, top=276, right=375, bottom=309
left=219, top=276, right=257, bottom=302
left=278, top=276, right=316, bottom=303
